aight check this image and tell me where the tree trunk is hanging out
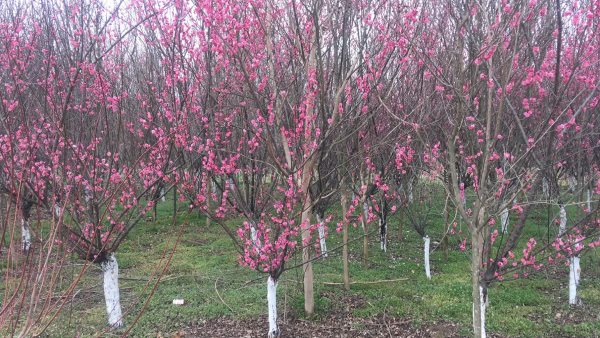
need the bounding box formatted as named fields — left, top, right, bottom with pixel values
left=442, top=202, right=449, bottom=261
left=341, top=192, right=350, bottom=290
left=343, top=222, right=350, bottom=290
left=569, top=256, right=581, bottom=305
left=586, top=189, right=591, bottom=212
left=471, top=230, right=487, bottom=338
left=379, top=212, right=387, bottom=252
left=101, top=253, right=123, bottom=328
left=316, top=214, right=328, bottom=258
left=362, top=202, right=369, bottom=266
left=500, top=208, right=509, bottom=234
left=423, top=236, right=431, bottom=279
left=20, top=203, right=32, bottom=254
left=567, top=176, right=577, bottom=193
left=301, top=199, right=314, bottom=316
left=21, top=218, right=31, bottom=254
left=250, top=221, right=261, bottom=249
left=267, top=275, right=279, bottom=337
left=559, top=204, right=567, bottom=237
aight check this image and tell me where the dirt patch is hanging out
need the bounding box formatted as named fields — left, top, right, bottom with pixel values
left=182, top=314, right=460, bottom=338
left=173, top=291, right=469, bottom=337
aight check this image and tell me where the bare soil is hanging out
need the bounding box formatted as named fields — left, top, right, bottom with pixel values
left=182, top=314, right=461, bottom=338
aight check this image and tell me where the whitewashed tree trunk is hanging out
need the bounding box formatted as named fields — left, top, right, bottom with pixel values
left=21, top=219, right=31, bottom=254
left=379, top=216, right=387, bottom=252
left=361, top=201, right=369, bottom=264
left=471, top=229, right=486, bottom=338
left=250, top=221, right=261, bottom=249
left=500, top=208, right=509, bottom=234
left=569, top=256, right=581, bottom=305
left=316, top=214, right=327, bottom=258
left=559, top=205, right=567, bottom=237
left=586, top=189, right=592, bottom=212
left=101, top=253, right=123, bottom=328
left=567, top=176, right=577, bottom=192
left=423, top=236, right=431, bottom=279
left=542, top=177, right=549, bottom=197
left=160, top=187, right=166, bottom=202
left=472, top=285, right=488, bottom=338
left=267, top=275, right=279, bottom=337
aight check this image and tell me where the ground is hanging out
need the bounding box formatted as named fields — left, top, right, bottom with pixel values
left=8, top=190, right=600, bottom=337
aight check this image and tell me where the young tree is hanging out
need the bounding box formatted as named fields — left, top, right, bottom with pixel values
left=409, top=0, right=600, bottom=336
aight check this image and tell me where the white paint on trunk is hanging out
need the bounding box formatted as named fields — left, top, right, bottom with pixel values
left=473, top=286, right=488, bottom=338
left=559, top=205, right=567, bottom=237
left=316, top=214, right=327, bottom=258
left=160, top=188, right=166, bottom=202
left=363, top=202, right=369, bottom=221
left=101, top=253, right=123, bottom=328
left=479, top=286, right=487, bottom=338
left=542, top=177, right=549, bottom=197
left=21, top=219, right=31, bottom=253
left=586, top=189, right=592, bottom=212
left=500, top=208, right=509, bottom=234
left=379, top=218, right=387, bottom=252
left=567, top=176, right=577, bottom=192
left=54, top=205, right=61, bottom=218
left=267, top=276, right=279, bottom=338
left=569, top=256, right=581, bottom=305
left=250, top=223, right=261, bottom=250
left=423, top=236, right=431, bottom=279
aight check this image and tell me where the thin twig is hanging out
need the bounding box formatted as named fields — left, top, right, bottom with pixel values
left=322, top=278, right=408, bottom=286
left=214, top=277, right=235, bottom=314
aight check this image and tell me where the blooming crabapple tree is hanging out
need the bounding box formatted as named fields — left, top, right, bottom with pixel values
left=0, top=4, right=73, bottom=333
left=408, top=0, right=600, bottom=336
left=0, top=5, right=63, bottom=256
left=141, top=0, right=423, bottom=334
left=1, top=1, right=175, bottom=331
left=402, top=164, right=439, bottom=280
left=336, top=3, right=421, bottom=256
left=133, top=0, right=321, bottom=335
left=0, top=0, right=598, bottom=336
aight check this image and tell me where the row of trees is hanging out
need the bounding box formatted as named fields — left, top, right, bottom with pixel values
left=1, top=0, right=599, bottom=337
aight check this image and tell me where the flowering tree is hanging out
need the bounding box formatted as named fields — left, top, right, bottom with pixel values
left=2, top=0, right=598, bottom=336
left=0, top=0, right=175, bottom=331
left=408, top=0, right=600, bottom=336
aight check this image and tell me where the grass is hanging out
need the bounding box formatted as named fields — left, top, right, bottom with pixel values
left=10, top=187, right=600, bottom=337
